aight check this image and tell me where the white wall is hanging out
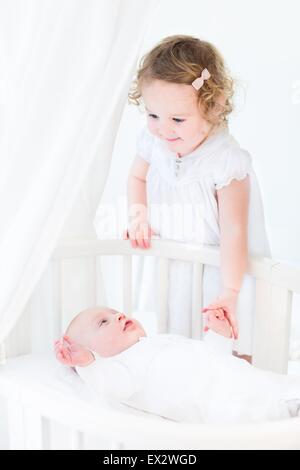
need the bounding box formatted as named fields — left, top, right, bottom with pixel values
left=97, top=0, right=300, bottom=267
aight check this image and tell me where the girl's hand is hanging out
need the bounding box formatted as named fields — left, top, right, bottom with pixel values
left=54, top=335, right=95, bottom=367
left=202, top=289, right=239, bottom=339
left=123, top=219, right=157, bottom=249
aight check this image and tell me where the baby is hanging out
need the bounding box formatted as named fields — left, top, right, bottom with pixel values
left=54, top=307, right=300, bottom=424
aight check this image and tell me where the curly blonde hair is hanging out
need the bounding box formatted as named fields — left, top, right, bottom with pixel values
left=128, top=34, right=234, bottom=126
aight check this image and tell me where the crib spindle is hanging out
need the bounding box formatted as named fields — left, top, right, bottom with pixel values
left=7, top=391, right=25, bottom=450
left=252, top=278, right=271, bottom=371
left=192, top=263, right=204, bottom=340
left=157, top=257, right=169, bottom=333
left=70, top=429, right=84, bottom=450
left=253, top=278, right=293, bottom=374
left=269, top=286, right=293, bottom=373
left=109, top=439, right=124, bottom=450
left=23, top=406, right=45, bottom=450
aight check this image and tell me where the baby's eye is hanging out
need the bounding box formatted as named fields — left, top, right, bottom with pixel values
left=99, top=319, right=107, bottom=327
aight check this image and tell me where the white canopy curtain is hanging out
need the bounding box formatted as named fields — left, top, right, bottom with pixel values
left=0, top=0, right=160, bottom=351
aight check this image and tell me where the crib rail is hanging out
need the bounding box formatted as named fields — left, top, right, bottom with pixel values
left=1, top=366, right=300, bottom=450
left=1, top=370, right=300, bottom=450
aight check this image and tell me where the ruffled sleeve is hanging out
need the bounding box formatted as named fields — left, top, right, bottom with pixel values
left=214, top=147, right=252, bottom=190
left=136, top=126, right=155, bottom=164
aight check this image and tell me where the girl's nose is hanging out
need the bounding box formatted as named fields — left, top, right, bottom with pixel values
left=117, top=313, right=126, bottom=322
left=159, top=130, right=174, bottom=140
left=158, top=122, right=175, bottom=138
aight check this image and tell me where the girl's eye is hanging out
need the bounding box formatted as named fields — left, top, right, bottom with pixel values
left=148, top=114, right=185, bottom=123
left=99, top=319, right=107, bottom=327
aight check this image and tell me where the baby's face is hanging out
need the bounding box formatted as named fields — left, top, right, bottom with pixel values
left=67, top=307, right=146, bottom=358
left=142, top=79, right=218, bottom=157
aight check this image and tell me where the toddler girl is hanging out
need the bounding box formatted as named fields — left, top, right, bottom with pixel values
left=125, top=35, right=270, bottom=360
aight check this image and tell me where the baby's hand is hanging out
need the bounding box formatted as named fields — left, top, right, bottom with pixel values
left=54, top=335, right=95, bottom=367
left=202, top=291, right=239, bottom=339
left=123, top=219, right=157, bottom=249
left=203, top=309, right=233, bottom=338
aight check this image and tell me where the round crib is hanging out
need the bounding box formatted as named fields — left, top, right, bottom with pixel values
left=0, top=239, right=300, bottom=450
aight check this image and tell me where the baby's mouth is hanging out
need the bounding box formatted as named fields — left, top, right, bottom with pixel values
left=123, top=319, right=134, bottom=331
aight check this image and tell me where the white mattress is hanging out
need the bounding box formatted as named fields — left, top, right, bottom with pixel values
left=0, top=351, right=169, bottom=422
left=1, top=351, right=300, bottom=410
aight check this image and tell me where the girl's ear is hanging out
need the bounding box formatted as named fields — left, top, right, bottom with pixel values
left=214, top=93, right=226, bottom=117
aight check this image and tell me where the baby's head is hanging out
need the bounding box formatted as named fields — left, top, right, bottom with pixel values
left=65, top=306, right=146, bottom=358
left=128, top=35, right=234, bottom=156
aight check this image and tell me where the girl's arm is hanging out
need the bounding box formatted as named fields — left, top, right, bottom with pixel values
left=126, top=157, right=155, bottom=249
left=127, top=156, right=149, bottom=211
left=203, top=177, right=249, bottom=339
left=217, top=176, right=250, bottom=295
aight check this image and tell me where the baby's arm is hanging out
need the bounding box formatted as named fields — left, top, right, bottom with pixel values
left=203, top=311, right=234, bottom=355
left=54, top=336, right=95, bottom=367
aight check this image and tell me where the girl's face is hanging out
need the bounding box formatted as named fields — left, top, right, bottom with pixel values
left=141, top=79, right=215, bottom=157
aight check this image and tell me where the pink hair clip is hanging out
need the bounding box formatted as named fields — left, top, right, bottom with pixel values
left=191, top=68, right=211, bottom=91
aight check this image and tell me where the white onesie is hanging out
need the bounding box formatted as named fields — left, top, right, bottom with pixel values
left=134, top=124, right=271, bottom=356
left=76, top=331, right=300, bottom=424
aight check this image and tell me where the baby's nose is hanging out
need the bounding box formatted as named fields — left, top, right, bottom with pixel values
left=117, top=313, right=126, bottom=322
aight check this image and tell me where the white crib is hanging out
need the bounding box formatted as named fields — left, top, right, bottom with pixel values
left=0, top=239, right=300, bottom=450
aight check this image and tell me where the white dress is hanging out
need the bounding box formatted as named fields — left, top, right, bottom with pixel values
left=135, top=124, right=271, bottom=356
left=77, top=332, right=300, bottom=424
